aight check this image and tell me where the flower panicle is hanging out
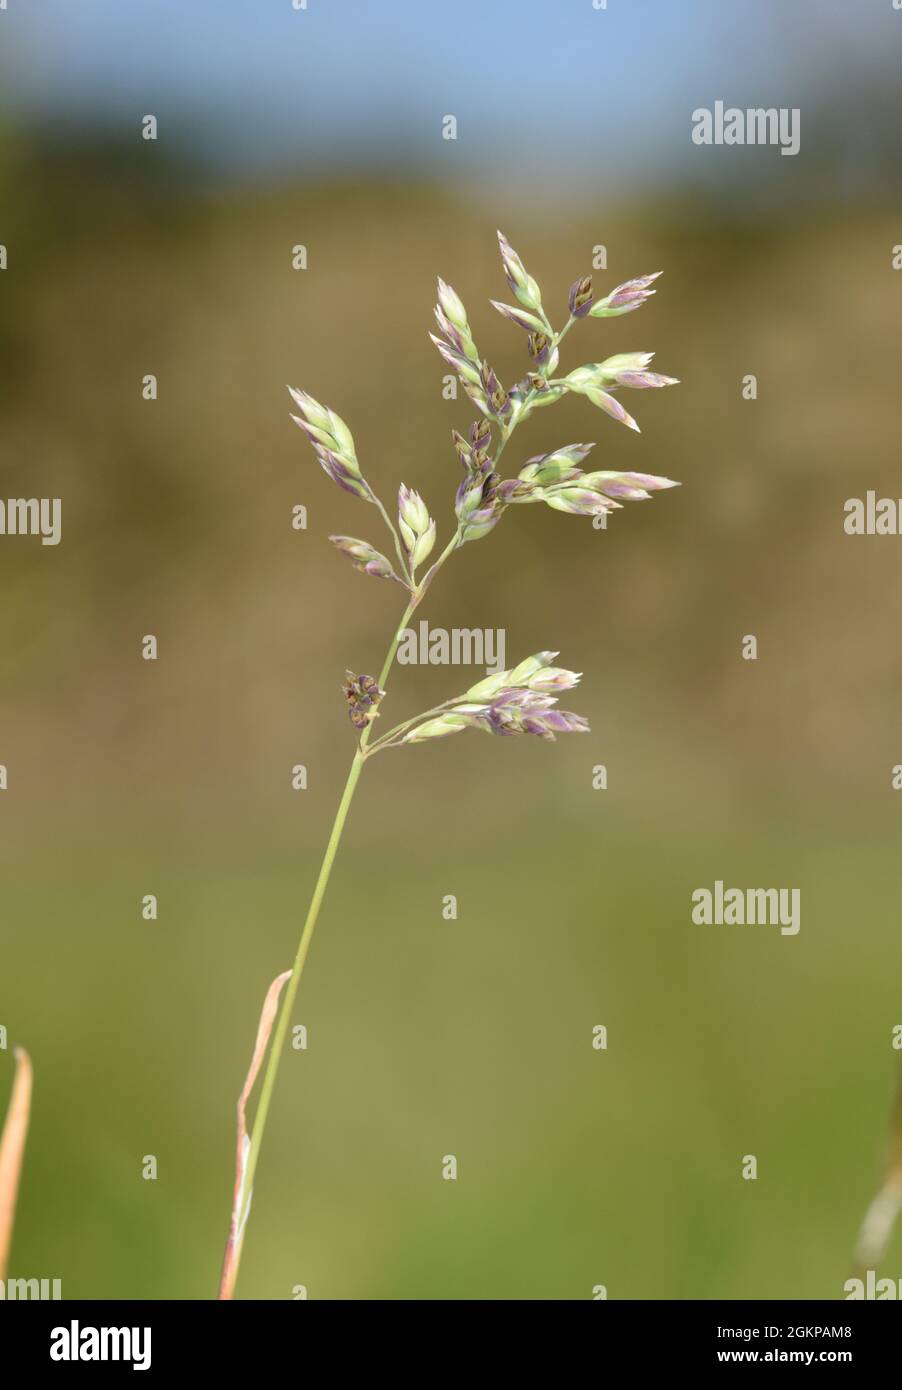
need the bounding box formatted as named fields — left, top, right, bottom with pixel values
left=403, top=693, right=589, bottom=745
left=567, top=275, right=594, bottom=319
left=497, top=446, right=679, bottom=519
left=453, top=418, right=504, bottom=543
left=517, top=443, right=596, bottom=486
left=481, top=365, right=512, bottom=420
left=566, top=353, right=679, bottom=392
left=430, top=278, right=485, bottom=405
left=401, top=652, right=588, bottom=745
left=429, top=333, right=483, bottom=389
left=465, top=650, right=561, bottom=700
left=232, top=230, right=687, bottom=1302
left=589, top=271, right=663, bottom=318
left=288, top=387, right=375, bottom=503
left=329, top=535, right=398, bottom=582
left=562, top=354, right=678, bottom=433
left=496, top=230, right=548, bottom=320
left=490, top=300, right=546, bottom=335
left=397, top=485, right=436, bottom=571
left=342, top=672, right=385, bottom=731
left=478, top=686, right=589, bottom=739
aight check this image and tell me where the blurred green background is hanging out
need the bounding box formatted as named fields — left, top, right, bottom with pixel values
left=2, top=1, right=902, bottom=1299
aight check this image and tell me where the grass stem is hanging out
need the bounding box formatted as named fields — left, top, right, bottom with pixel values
left=225, top=577, right=450, bottom=1294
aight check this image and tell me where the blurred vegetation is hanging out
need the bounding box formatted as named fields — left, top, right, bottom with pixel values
left=1, top=129, right=901, bottom=1298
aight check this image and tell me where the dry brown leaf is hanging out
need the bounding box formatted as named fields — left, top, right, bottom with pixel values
left=218, top=971, right=291, bottom=1300
left=0, top=1047, right=33, bottom=1282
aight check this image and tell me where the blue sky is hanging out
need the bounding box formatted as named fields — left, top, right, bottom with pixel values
left=0, top=1, right=893, bottom=189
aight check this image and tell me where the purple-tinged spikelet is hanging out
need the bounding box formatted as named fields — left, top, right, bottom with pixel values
left=490, top=300, right=546, bottom=334
left=481, top=365, right=512, bottom=420
left=288, top=387, right=376, bottom=503
left=568, top=275, right=594, bottom=318
left=329, top=535, right=397, bottom=581
left=342, top=672, right=385, bottom=731
left=590, top=272, right=662, bottom=318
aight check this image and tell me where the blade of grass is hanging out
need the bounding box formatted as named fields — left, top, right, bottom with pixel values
left=852, top=1061, right=902, bottom=1277
left=0, top=1047, right=33, bottom=1282
left=218, top=971, right=292, bottom=1301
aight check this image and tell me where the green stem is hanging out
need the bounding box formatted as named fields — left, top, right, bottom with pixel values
left=365, top=698, right=460, bottom=755
left=370, top=593, right=421, bottom=701
left=229, top=558, right=460, bottom=1293
left=555, top=315, right=576, bottom=350
left=373, top=497, right=413, bottom=587
left=415, top=529, right=461, bottom=599
left=232, top=746, right=365, bottom=1254
left=495, top=329, right=565, bottom=470
left=496, top=386, right=539, bottom=469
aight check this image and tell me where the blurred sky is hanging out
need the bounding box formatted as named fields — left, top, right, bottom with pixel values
left=1, top=0, right=898, bottom=194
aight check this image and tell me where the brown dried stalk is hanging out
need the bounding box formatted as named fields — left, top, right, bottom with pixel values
left=0, top=1046, right=33, bottom=1281
left=851, top=1060, right=902, bottom=1278
left=218, top=971, right=292, bottom=1301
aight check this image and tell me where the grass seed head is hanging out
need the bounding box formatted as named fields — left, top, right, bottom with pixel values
left=589, top=271, right=662, bottom=318
left=329, top=535, right=397, bottom=581
left=342, top=672, right=385, bottom=730
left=568, top=275, right=594, bottom=318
